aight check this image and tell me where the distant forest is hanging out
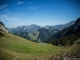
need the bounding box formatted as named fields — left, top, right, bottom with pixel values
left=53, top=32, right=80, bottom=46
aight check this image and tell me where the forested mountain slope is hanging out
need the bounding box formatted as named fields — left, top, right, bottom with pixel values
left=46, top=17, right=80, bottom=46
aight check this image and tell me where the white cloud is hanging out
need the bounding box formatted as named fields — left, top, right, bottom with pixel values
left=28, top=2, right=33, bottom=4
left=29, top=6, right=38, bottom=10
left=3, top=9, right=12, bottom=15
left=17, top=1, right=24, bottom=4
left=0, top=4, right=9, bottom=10
left=0, top=14, right=21, bottom=22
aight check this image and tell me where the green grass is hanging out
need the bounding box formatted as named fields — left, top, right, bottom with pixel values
left=28, top=31, right=39, bottom=41
left=0, top=31, right=80, bottom=60
left=0, top=31, right=61, bottom=60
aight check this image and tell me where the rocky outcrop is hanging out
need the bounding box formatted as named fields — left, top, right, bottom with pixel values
left=0, top=22, right=8, bottom=33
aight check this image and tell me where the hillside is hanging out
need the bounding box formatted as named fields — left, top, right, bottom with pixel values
left=13, top=31, right=31, bottom=40
left=0, top=31, right=80, bottom=60
left=28, top=28, right=59, bottom=42
left=0, top=31, right=61, bottom=60
left=0, top=22, right=8, bottom=33
left=46, top=17, right=80, bottom=46
left=14, top=28, right=59, bottom=43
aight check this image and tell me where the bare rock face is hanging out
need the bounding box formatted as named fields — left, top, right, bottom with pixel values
left=0, top=22, right=8, bottom=33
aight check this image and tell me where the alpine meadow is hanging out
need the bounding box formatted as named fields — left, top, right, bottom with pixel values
left=0, top=0, right=80, bottom=60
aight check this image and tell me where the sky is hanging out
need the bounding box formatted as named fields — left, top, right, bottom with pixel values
left=0, top=0, right=80, bottom=28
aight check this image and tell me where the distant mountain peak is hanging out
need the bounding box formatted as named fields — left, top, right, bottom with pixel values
left=44, top=21, right=75, bottom=30
left=29, top=24, right=39, bottom=26
left=9, top=24, right=41, bottom=33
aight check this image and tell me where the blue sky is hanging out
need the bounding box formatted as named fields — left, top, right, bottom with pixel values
left=0, top=0, right=80, bottom=28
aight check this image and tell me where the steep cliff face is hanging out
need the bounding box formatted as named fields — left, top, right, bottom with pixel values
left=0, top=22, right=8, bottom=33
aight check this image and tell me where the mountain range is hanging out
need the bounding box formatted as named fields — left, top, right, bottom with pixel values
left=45, top=17, right=80, bottom=46
left=44, top=21, right=75, bottom=30
left=9, top=21, right=75, bottom=33
left=0, top=18, right=80, bottom=60
left=28, top=28, right=59, bottom=42
left=9, top=24, right=41, bottom=33
left=8, top=20, right=75, bottom=42
left=13, top=28, right=59, bottom=42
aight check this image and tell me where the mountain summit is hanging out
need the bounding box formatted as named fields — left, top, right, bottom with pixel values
left=9, top=24, right=41, bottom=33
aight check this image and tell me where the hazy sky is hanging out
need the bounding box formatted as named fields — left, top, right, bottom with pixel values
left=0, top=0, right=80, bottom=28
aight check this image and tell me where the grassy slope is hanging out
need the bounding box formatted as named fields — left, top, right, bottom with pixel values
left=28, top=31, right=39, bottom=41
left=28, top=28, right=59, bottom=43
left=0, top=31, right=80, bottom=60
left=0, top=31, right=61, bottom=60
